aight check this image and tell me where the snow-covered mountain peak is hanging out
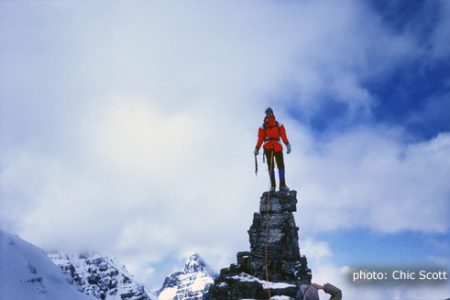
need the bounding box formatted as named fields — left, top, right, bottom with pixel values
left=0, top=229, right=94, bottom=300
left=184, top=253, right=208, bottom=273
left=157, top=253, right=217, bottom=300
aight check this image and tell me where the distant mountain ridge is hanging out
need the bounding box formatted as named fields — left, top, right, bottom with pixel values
left=48, top=251, right=156, bottom=300
left=1, top=229, right=219, bottom=300
left=157, top=253, right=217, bottom=300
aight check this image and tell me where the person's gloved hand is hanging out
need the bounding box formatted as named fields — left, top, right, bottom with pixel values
left=254, top=148, right=259, bottom=155
left=286, top=143, right=292, bottom=154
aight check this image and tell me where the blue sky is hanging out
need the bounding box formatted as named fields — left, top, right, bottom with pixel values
left=285, top=1, right=450, bottom=140
left=368, top=1, right=450, bottom=141
left=1, top=1, right=449, bottom=299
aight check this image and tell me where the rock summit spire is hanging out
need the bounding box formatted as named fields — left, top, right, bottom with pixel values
left=208, top=190, right=312, bottom=299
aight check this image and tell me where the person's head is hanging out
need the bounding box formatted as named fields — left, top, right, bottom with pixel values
left=300, top=284, right=319, bottom=300
left=265, top=107, right=274, bottom=117
left=264, top=107, right=276, bottom=124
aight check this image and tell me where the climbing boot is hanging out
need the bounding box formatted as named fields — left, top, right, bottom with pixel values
left=280, top=186, right=290, bottom=193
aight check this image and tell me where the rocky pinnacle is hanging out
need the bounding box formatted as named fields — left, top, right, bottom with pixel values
left=208, top=190, right=312, bottom=299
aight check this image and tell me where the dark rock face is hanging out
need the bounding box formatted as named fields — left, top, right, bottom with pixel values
left=208, top=191, right=312, bottom=299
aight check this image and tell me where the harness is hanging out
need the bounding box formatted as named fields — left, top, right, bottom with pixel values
left=264, top=137, right=280, bottom=142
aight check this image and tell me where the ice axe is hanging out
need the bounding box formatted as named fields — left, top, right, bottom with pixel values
left=254, top=153, right=258, bottom=176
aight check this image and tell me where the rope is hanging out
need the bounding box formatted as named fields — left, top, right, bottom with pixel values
left=264, top=149, right=274, bottom=299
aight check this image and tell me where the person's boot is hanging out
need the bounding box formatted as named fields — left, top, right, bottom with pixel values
left=280, top=186, right=290, bottom=193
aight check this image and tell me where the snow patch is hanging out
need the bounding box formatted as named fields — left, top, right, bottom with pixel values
left=158, top=287, right=177, bottom=300
left=231, top=273, right=296, bottom=289
left=191, top=275, right=214, bottom=292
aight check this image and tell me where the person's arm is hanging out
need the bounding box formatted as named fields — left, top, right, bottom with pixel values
left=323, top=283, right=342, bottom=300
left=279, top=124, right=289, bottom=145
left=279, top=124, right=291, bottom=153
left=311, top=283, right=342, bottom=300
left=254, top=127, right=265, bottom=154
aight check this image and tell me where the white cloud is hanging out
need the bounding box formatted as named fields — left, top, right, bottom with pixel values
left=291, top=128, right=450, bottom=234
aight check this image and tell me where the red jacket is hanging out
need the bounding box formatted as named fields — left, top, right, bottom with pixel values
left=255, top=116, right=289, bottom=153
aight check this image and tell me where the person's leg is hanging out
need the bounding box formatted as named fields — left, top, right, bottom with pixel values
left=265, top=149, right=276, bottom=190
left=274, top=151, right=288, bottom=190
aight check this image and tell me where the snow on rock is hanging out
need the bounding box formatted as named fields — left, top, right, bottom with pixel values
left=230, top=273, right=296, bottom=289
left=0, top=229, right=95, bottom=300
left=48, top=250, right=156, bottom=300
left=157, top=253, right=217, bottom=300
left=158, top=287, right=177, bottom=300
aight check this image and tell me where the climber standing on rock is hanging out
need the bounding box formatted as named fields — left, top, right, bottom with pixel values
left=254, top=107, right=292, bottom=193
